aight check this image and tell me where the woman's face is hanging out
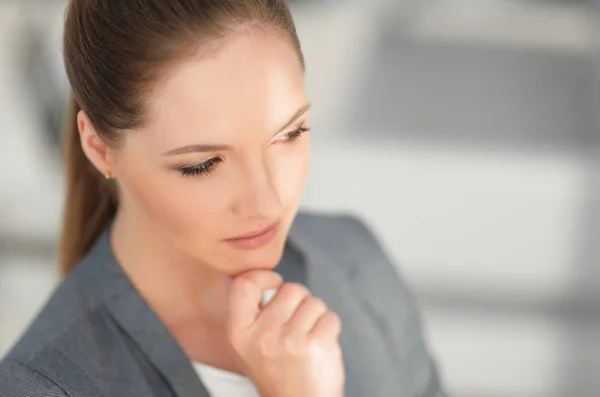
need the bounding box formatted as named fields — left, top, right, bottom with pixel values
left=111, top=30, right=310, bottom=275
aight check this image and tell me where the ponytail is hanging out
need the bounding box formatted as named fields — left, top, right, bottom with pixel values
left=58, top=95, right=117, bottom=276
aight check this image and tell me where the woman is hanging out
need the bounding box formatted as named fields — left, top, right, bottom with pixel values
left=0, top=1, right=446, bottom=396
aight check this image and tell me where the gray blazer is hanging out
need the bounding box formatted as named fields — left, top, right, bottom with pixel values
left=0, top=212, right=446, bottom=397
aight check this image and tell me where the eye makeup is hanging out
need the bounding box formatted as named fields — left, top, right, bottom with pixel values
left=175, top=125, right=310, bottom=178
left=277, top=126, right=310, bottom=143
left=178, top=156, right=222, bottom=178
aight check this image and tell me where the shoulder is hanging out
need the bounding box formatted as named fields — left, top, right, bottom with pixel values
left=292, top=210, right=386, bottom=257
left=291, top=211, right=413, bottom=324
left=3, top=267, right=109, bottom=363
left=292, top=210, right=374, bottom=234
left=0, top=286, right=113, bottom=396
left=0, top=359, right=69, bottom=396
left=293, top=211, right=448, bottom=396
left=1, top=282, right=118, bottom=396
left=291, top=210, right=398, bottom=281
left=0, top=257, right=122, bottom=395
left=3, top=226, right=128, bottom=367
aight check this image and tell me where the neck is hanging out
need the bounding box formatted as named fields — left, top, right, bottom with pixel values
left=109, top=209, right=231, bottom=350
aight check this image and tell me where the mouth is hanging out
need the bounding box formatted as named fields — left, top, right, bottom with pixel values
left=223, top=221, right=280, bottom=250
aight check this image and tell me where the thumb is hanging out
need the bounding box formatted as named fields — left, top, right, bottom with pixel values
left=228, top=270, right=283, bottom=330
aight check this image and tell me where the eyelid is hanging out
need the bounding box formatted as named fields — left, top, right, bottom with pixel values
left=177, top=156, right=222, bottom=177
left=172, top=154, right=220, bottom=169
left=275, top=125, right=310, bottom=141
left=172, top=156, right=221, bottom=176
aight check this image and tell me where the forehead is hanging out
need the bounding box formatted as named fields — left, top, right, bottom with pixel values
left=143, top=29, right=306, bottom=147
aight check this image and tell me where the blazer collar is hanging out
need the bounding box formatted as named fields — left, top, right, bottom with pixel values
left=79, top=223, right=209, bottom=397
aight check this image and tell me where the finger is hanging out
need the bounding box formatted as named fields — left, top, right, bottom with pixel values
left=228, top=270, right=283, bottom=330
left=285, top=297, right=328, bottom=336
left=309, top=311, right=342, bottom=341
left=258, top=283, right=311, bottom=325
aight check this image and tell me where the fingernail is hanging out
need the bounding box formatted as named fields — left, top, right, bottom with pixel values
left=261, top=288, right=278, bottom=308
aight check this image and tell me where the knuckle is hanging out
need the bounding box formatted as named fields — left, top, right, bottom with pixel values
left=307, top=297, right=327, bottom=312
left=282, top=334, right=304, bottom=356
left=306, top=335, right=326, bottom=356
left=327, top=312, right=342, bottom=333
left=280, top=283, right=309, bottom=299
left=284, top=283, right=307, bottom=294
left=313, top=312, right=342, bottom=337
left=328, top=311, right=341, bottom=326
left=230, top=277, right=251, bottom=294
left=257, top=331, right=280, bottom=358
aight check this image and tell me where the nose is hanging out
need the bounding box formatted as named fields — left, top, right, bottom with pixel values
left=232, top=156, right=282, bottom=219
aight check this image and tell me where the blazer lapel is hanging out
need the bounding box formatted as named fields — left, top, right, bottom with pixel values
left=90, top=228, right=210, bottom=397
left=106, top=290, right=210, bottom=397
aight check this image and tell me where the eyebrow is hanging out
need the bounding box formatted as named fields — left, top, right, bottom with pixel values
left=275, top=103, right=311, bottom=134
left=162, top=103, right=311, bottom=157
left=162, top=143, right=232, bottom=156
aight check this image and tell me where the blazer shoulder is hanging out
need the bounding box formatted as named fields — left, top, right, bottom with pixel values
left=292, top=210, right=389, bottom=261
left=294, top=211, right=448, bottom=396
left=1, top=305, right=114, bottom=397
left=0, top=359, right=69, bottom=397
left=294, top=210, right=371, bottom=231
left=4, top=274, right=102, bottom=364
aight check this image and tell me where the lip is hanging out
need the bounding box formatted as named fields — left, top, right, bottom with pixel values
left=226, top=222, right=279, bottom=240
left=224, top=221, right=280, bottom=250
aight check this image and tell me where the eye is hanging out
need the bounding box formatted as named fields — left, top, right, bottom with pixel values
left=278, top=127, right=310, bottom=143
left=178, top=157, right=222, bottom=178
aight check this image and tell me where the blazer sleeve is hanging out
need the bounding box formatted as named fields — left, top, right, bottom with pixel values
left=0, top=360, right=70, bottom=397
left=340, top=214, right=449, bottom=397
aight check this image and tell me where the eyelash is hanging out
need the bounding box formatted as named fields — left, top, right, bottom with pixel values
left=281, top=126, right=310, bottom=143
left=178, top=157, right=222, bottom=178
left=178, top=126, right=310, bottom=178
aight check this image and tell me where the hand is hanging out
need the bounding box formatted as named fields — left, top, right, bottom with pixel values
left=227, top=270, right=345, bottom=397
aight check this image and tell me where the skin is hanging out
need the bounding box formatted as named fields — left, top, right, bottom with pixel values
left=78, top=27, right=344, bottom=396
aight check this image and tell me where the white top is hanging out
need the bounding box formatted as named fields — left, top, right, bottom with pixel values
left=191, top=288, right=278, bottom=396
left=193, top=362, right=260, bottom=397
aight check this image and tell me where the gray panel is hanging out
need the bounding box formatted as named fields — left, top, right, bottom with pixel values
left=346, top=33, right=596, bottom=151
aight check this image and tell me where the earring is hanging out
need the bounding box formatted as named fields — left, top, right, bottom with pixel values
left=105, top=171, right=113, bottom=180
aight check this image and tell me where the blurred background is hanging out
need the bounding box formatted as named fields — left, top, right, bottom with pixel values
left=0, top=0, right=598, bottom=396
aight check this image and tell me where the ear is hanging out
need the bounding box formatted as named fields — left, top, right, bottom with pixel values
left=77, top=111, right=115, bottom=178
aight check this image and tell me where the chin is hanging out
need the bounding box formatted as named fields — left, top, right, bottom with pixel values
left=241, top=247, right=284, bottom=271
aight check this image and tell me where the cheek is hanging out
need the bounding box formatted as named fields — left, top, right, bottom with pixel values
left=271, top=137, right=310, bottom=205
left=117, top=156, right=229, bottom=243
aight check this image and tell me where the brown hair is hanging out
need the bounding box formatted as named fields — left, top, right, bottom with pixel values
left=59, top=0, right=304, bottom=276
